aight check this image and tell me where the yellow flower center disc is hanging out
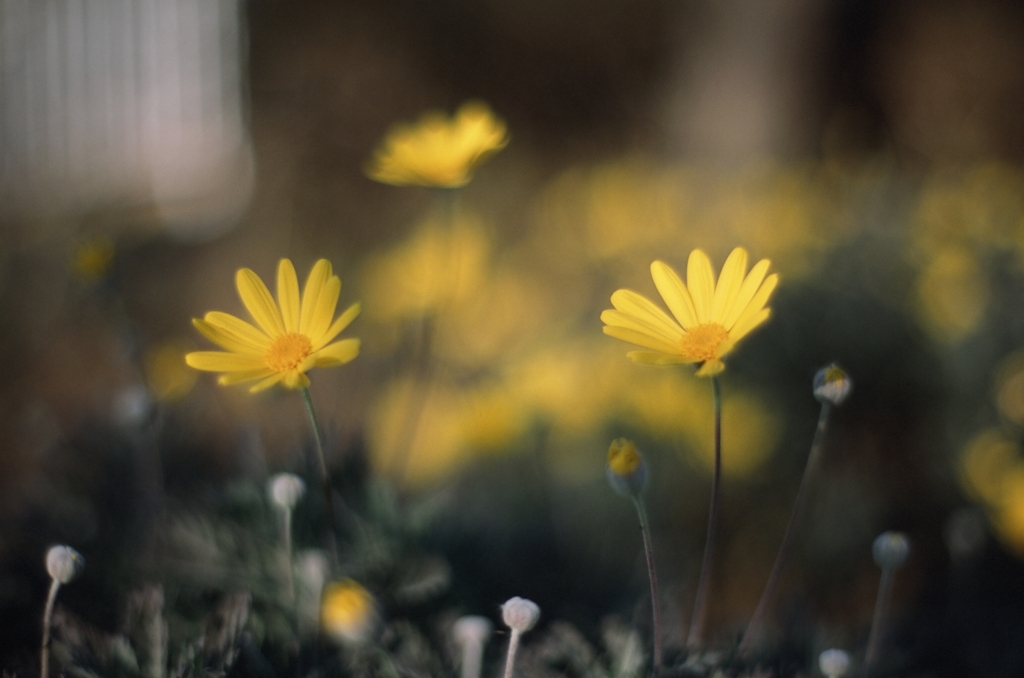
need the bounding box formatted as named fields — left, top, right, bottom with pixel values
left=679, top=323, right=729, bottom=363
left=266, top=333, right=313, bottom=372
left=608, top=439, right=641, bottom=476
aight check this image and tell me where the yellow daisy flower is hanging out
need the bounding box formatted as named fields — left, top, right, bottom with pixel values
left=601, top=247, right=778, bottom=377
left=366, top=100, right=508, bottom=188
left=321, top=579, right=378, bottom=644
left=185, top=259, right=361, bottom=392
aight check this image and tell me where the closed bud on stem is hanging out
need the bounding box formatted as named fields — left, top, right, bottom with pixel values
left=46, top=546, right=84, bottom=584
left=606, top=438, right=648, bottom=498
left=872, top=531, right=911, bottom=570
left=818, top=649, right=851, bottom=678
left=813, top=363, right=852, bottom=406
left=269, top=473, right=306, bottom=510
left=501, top=597, right=540, bottom=633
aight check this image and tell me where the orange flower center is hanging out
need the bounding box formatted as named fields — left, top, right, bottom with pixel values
left=679, top=323, right=729, bottom=362
left=266, top=333, right=313, bottom=372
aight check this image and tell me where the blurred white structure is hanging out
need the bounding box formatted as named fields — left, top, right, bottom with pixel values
left=0, top=0, right=253, bottom=237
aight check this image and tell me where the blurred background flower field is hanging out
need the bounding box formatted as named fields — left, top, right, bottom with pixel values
left=3, top=0, right=1024, bottom=676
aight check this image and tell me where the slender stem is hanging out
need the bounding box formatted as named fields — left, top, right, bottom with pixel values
left=503, top=629, right=522, bottom=678
left=40, top=579, right=60, bottom=678
left=282, top=506, right=295, bottom=604
left=634, top=497, right=663, bottom=674
left=300, top=387, right=338, bottom=564
left=462, top=640, right=484, bottom=678
left=738, top=402, right=833, bottom=656
left=687, top=376, right=722, bottom=649
left=863, top=568, right=894, bottom=675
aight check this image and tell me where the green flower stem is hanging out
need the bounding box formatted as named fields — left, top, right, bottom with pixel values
left=40, top=579, right=60, bottom=678
left=282, top=506, right=295, bottom=604
left=300, top=387, right=338, bottom=563
left=864, top=566, right=894, bottom=675
left=633, top=497, right=663, bottom=674
left=687, top=375, right=721, bottom=649
left=739, top=401, right=833, bottom=656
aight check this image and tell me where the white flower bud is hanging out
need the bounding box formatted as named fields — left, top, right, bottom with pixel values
left=818, top=648, right=851, bottom=678
left=453, top=615, right=493, bottom=647
left=872, top=531, right=910, bottom=570
left=501, top=597, right=540, bottom=633
left=269, top=473, right=306, bottom=510
left=454, top=616, right=492, bottom=678
left=46, top=545, right=84, bottom=584
left=813, top=364, right=852, bottom=406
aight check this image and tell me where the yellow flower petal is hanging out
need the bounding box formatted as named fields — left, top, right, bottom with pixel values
left=695, top=359, right=725, bottom=377
left=307, top=276, right=341, bottom=345
left=729, top=273, right=778, bottom=336
left=610, top=289, right=684, bottom=337
left=277, top=259, right=301, bottom=333
left=250, top=373, right=286, bottom=393
left=600, top=309, right=682, bottom=345
left=237, top=268, right=286, bottom=337
left=299, top=260, right=332, bottom=334
left=686, top=250, right=715, bottom=324
left=282, top=371, right=311, bottom=389
left=722, top=259, right=771, bottom=330
left=313, top=302, right=362, bottom=351
left=186, top=351, right=266, bottom=372
left=203, top=312, right=272, bottom=350
left=192, top=319, right=263, bottom=355
left=728, top=308, right=772, bottom=346
left=218, top=368, right=275, bottom=385
left=650, top=261, right=699, bottom=329
left=603, top=325, right=683, bottom=355
left=315, top=338, right=361, bottom=367
left=710, top=247, right=748, bottom=324
left=626, top=350, right=698, bottom=365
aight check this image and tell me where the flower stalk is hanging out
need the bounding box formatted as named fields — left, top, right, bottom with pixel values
left=738, top=402, right=832, bottom=655
left=41, top=546, right=83, bottom=678
left=864, top=532, right=910, bottom=675
left=687, top=376, right=722, bottom=649
left=300, top=387, right=338, bottom=562
left=634, top=497, right=663, bottom=674
left=501, top=598, right=539, bottom=678
left=739, top=363, right=851, bottom=656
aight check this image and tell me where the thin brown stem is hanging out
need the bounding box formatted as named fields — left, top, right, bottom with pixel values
left=687, top=376, right=721, bottom=649
left=738, top=402, right=832, bottom=656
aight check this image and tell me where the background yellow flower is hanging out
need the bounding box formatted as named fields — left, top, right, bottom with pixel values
left=365, top=100, right=508, bottom=188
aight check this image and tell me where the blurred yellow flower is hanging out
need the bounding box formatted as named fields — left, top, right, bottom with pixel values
left=72, top=238, right=115, bottom=283
left=145, top=340, right=198, bottom=401
left=915, top=246, right=988, bottom=342
left=369, top=378, right=528, bottom=486
left=366, top=101, right=508, bottom=188
left=362, top=214, right=490, bottom=320
left=996, top=352, right=1024, bottom=427
left=321, top=579, right=377, bottom=644
left=602, top=247, right=778, bottom=376
left=961, top=429, right=1021, bottom=505
left=186, top=259, right=360, bottom=392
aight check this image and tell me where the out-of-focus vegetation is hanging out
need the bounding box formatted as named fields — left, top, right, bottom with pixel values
left=4, top=1, right=1024, bottom=677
